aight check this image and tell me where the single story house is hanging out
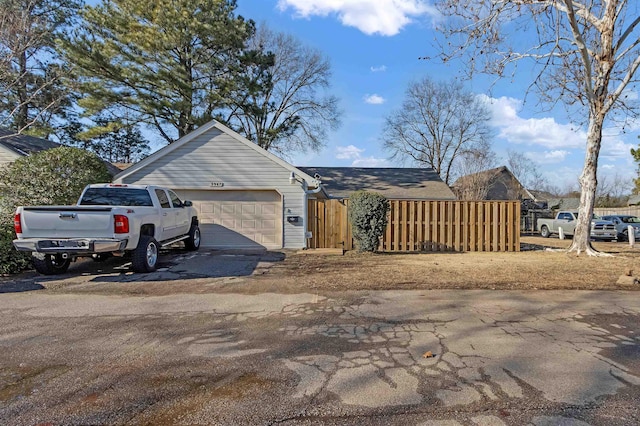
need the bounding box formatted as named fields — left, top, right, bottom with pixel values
left=297, top=166, right=456, bottom=200
left=452, top=166, right=534, bottom=201
left=113, top=120, right=324, bottom=250
left=114, top=121, right=458, bottom=250
left=0, top=128, right=62, bottom=168
left=547, top=197, right=581, bottom=211
left=0, top=128, right=121, bottom=176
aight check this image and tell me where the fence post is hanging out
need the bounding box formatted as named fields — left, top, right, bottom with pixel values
left=629, top=225, right=635, bottom=248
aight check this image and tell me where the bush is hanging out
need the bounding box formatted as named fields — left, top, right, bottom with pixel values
left=0, top=223, right=31, bottom=275
left=348, top=191, right=390, bottom=252
left=0, top=146, right=112, bottom=275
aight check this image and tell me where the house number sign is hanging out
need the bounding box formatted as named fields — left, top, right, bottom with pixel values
left=210, top=182, right=224, bottom=187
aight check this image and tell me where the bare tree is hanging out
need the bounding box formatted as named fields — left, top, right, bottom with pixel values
left=506, top=150, right=545, bottom=191
left=381, top=77, right=492, bottom=185
left=596, top=172, right=632, bottom=207
left=224, top=25, right=341, bottom=156
left=452, top=141, right=497, bottom=200
left=435, top=1, right=640, bottom=256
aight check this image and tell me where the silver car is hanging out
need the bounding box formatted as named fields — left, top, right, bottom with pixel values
left=601, top=215, right=640, bottom=241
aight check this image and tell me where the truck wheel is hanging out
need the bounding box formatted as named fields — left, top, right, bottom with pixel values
left=184, top=223, right=201, bottom=251
left=132, top=235, right=159, bottom=273
left=540, top=225, right=551, bottom=238
left=32, top=253, right=71, bottom=275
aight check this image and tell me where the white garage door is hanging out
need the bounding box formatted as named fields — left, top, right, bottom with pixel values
left=178, top=190, right=282, bottom=249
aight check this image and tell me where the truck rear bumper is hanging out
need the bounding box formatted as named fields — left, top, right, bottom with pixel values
left=13, top=238, right=128, bottom=254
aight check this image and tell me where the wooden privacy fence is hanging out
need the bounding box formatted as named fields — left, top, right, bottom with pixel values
left=307, top=199, right=520, bottom=252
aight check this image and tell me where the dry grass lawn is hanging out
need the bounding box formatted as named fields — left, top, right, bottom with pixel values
left=243, top=235, right=640, bottom=294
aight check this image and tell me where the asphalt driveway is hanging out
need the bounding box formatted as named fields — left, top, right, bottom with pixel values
left=0, top=248, right=286, bottom=294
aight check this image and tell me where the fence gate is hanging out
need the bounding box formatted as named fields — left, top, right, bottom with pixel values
left=307, top=199, right=520, bottom=252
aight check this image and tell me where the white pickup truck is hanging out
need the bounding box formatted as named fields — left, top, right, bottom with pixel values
left=13, top=184, right=200, bottom=275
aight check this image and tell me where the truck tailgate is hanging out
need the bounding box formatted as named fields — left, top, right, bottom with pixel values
left=20, top=206, right=116, bottom=238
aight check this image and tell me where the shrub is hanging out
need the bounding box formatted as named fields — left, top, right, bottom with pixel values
left=0, top=146, right=112, bottom=275
left=0, top=223, right=31, bottom=275
left=347, top=191, right=390, bottom=252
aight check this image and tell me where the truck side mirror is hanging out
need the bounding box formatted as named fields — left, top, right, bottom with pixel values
left=183, top=200, right=193, bottom=207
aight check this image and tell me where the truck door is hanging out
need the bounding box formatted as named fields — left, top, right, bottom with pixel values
left=558, top=212, right=575, bottom=235
left=154, top=188, right=177, bottom=240
left=168, top=190, right=191, bottom=235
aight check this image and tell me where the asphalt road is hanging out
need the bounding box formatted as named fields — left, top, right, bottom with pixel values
left=1, top=253, right=640, bottom=425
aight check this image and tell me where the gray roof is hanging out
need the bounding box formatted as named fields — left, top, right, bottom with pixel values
left=628, top=195, right=640, bottom=206
left=0, top=128, right=120, bottom=177
left=0, top=128, right=61, bottom=155
left=547, top=198, right=581, bottom=210
left=297, top=167, right=456, bottom=200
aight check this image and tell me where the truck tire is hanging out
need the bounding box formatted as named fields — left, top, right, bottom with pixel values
left=184, top=223, right=201, bottom=251
left=540, top=225, right=551, bottom=238
left=132, top=235, right=159, bottom=273
left=32, top=253, right=71, bottom=275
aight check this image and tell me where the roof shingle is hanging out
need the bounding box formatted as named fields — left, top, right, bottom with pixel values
left=297, top=167, right=456, bottom=200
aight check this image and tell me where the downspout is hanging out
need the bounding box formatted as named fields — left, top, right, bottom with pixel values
left=302, top=180, right=323, bottom=249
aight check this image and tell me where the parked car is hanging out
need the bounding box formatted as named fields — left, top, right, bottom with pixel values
left=600, top=215, right=640, bottom=241
left=537, top=211, right=617, bottom=241
left=13, top=184, right=200, bottom=275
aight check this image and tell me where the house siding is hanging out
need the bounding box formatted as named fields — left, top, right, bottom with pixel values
left=117, top=128, right=309, bottom=249
left=0, top=145, right=20, bottom=167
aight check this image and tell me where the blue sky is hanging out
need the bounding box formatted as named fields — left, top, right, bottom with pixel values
left=234, top=0, right=639, bottom=192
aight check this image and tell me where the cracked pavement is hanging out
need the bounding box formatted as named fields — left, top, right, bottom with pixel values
left=1, top=288, right=640, bottom=425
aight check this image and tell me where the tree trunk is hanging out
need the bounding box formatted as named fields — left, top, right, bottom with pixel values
left=16, top=50, right=29, bottom=131
left=568, top=116, right=603, bottom=256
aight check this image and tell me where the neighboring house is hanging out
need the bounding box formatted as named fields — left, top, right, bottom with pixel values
left=0, top=128, right=120, bottom=176
left=452, top=166, right=534, bottom=201
left=547, top=198, right=581, bottom=211
left=113, top=120, right=323, bottom=250
left=0, top=128, right=62, bottom=168
left=297, top=167, right=456, bottom=200
left=628, top=195, right=640, bottom=206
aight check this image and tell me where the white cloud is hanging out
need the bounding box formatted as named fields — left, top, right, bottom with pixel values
left=542, top=166, right=582, bottom=191
left=370, top=65, right=387, bottom=72
left=335, top=144, right=389, bottom=166
left=352, top=156, right=390, bottom=167
left=600, top=136, right=635, bottom=160
left=277, top=0, right=437, bottom=36
left=364, top=94, right=385, bottom=104
left=481, top=95, right=586, bottom=149
left=336, top=145, right=364, bottom=160
left=528, top=150, right=570, bottom=164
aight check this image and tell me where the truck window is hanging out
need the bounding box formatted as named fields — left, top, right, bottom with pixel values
left=168, top=190, right=183, bottom=208
left=79, top=188, right=154, bottom=206
left=155, top=189, right=171, bottom=208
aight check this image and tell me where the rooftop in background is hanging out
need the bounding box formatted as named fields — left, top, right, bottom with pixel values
left=297, top=167, right=456, bottom=200
left=0, top=128, right=61, bottom=155
left=0, top=128, right=120, bottom=177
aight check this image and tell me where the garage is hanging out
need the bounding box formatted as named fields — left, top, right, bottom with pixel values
left=179, top=190, right=282, bottom=249
left=113, top=120, right=321, bottom=250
